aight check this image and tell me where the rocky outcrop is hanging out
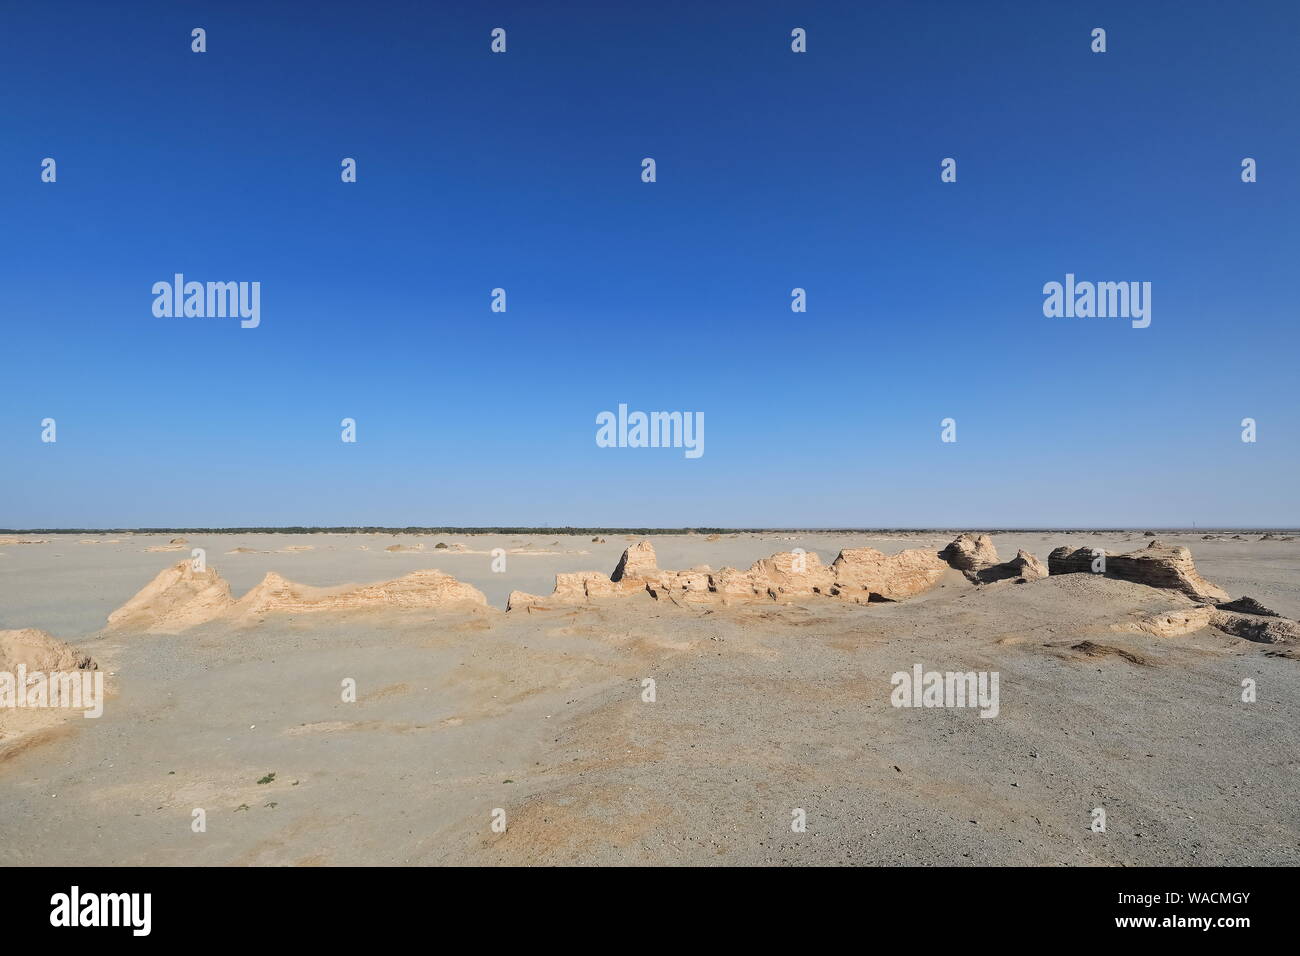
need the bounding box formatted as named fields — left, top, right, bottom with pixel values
left=975, top=549, right=1048, bottom=584
left=1107, top=542, right=1229, bottom=603
left=644, top=568, right=720, bottom=603
left=1116, top=606, right=1217, bottom=638
left=938, top=535, right=1046, bottom=585
left=107, top=562, right=487, bottom=632
left=505, top=590, right=550, bottom=611
left=1117, top=603, right=1298, bottom=644
left=1212, top=611, right=1299, bottom=644
left=828, top=547, right=948, bottom=601
left=1048, top=541, right=1228, bottom=604
left=939, top=533, right=998, bottom=573
left=106, top=560, right=234, bottom=633
left=233, top=569, right=487, bottom=617
left=0, top=628, right=97, bottom=673
left=641, top=546, right=944, bottom=605
left=511, top=540, right=948, bottom=609
left=709, top=566, right=773, bottom=600
left=611, top=540, right=657, bottom=582
left=1048, top=546, right=1106, bottom=575
left=0, top=629, right=100, bottom=745
left=751, top=550, right=835, bottom=597
left=1217, top=597, right=1279, bottom=617
left=553, top=570, right=625, bottom=601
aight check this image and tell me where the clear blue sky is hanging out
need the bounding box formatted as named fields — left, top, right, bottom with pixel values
left=2, top=0, right=1296, bottom=528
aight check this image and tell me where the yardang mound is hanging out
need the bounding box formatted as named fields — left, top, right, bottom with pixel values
left=107, top=561, right=488, bottom=633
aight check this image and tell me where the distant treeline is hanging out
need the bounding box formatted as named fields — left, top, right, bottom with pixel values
left=3, top=527, right=1295, bottom=535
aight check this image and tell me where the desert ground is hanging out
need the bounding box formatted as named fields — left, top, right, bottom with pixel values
left=1, top=529, right=1297, bottom=866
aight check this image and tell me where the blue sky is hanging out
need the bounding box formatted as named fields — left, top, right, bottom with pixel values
left=2, top=0, right=1297, bottom=528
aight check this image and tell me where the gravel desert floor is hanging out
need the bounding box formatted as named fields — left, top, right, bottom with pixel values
left=1, top=530, right=1297, bottom=865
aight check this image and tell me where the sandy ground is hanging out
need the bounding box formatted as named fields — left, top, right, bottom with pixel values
left=1, top=531, right=1297, bottom=865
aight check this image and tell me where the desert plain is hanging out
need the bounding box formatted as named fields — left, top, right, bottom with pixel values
left=1, top=529, right=1297, bottom=866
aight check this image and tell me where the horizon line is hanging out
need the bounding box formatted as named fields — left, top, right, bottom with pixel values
left=4, top=526, right=1298, bottom=535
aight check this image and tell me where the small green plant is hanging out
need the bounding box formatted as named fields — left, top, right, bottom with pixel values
left=257, top=772, right=276, bottom=785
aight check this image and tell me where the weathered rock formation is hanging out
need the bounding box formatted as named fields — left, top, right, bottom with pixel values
left=1119, top=605, right=1298, bottom=644
left=506, top=590, right=550, bottom=611
left=107, top=562, right=487, bottom=632
left=938, top=533, right=998, bottom=573
left=509, top=540, right=947, bottom=609
left=1048, top=541, right=1228, bottom=604
left=551, top=570, right=631, bottom=601
left=0, top=628, right=97, bottom=673
left=106, top=560, right=234, bottom=633
left=1216, top=596, right=1279, bottom=617
left=1212, top=611, right=1299, bottom=644
left=975, top=549, right=1048, bottom=584
left=1105, top=542, right=1230, bottom=603
left=233, top=569, right=487, bottom=617
left=827, top=547, right=948, bottom=601
left=937, top=535, right=1046, bottom=585
left=1047, top=545, right=1107, bottom=575
left=611, top=539, right=658, bottom=582
left=1116, top=606, right=1218, bottom=638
